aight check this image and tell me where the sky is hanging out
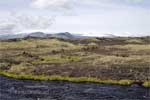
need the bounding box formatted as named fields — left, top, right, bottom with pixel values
left=0, top=0, right=150, bottom=36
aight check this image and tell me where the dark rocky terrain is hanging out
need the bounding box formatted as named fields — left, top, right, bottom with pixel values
left=0, top=75, right=150, bottom=100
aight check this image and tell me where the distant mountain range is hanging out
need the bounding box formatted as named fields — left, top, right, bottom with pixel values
left=0, top=32, right=150, bottom=40
left=0, top=32, right=90, bottom=40
left=3, top=32, right=150, bottom=40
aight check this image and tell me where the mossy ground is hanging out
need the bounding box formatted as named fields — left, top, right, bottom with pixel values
left=0, top=37, right=150, bottom=87
left=0, top=70, right=134, bottom=86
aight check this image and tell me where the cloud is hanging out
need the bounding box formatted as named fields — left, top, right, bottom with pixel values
left=0, top=12, right=55, bottom=34
left=126, top=0, right=145, bottom=3
left=31, top=0, right=147, bottom=10
left=31, top=0, right=74, bottom=10
left=31, top=0, right=113, bottom=10
left=0, top=22, right=16, bottom=34
left=0, top=0, right=149, bottom=36
left=30, top=0, right=119, bottom=16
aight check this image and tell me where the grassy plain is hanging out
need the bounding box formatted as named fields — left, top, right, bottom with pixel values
left=0, top=37, right=150, bottom=87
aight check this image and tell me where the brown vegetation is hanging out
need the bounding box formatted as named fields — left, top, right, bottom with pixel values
left=0, top=37, right=150, bottom=86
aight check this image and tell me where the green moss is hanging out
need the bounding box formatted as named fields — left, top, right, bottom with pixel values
left=118, top=80, right=134, bottom=85
left=143, top=81, right=150, bottom=88
left=0, top=71, right=135, bottom=86
left=9, top=63, right=34, bottom=74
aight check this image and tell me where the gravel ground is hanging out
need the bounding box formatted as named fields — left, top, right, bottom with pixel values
left=0, top=75, right=150, bottom=100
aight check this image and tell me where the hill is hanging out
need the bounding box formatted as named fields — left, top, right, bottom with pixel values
left=0, top=37, right=150, bottom=87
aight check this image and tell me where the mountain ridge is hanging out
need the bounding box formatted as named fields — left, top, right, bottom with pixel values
left=0, top=32, right=149, bottom=40
left=0, top=32, right=90, bottom=40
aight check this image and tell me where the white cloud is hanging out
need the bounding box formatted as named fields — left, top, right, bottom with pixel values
left=0, top=0, right=149, bottom=36
left=31, top=0, right=74, bottom=10
left=31, top=0, right=146, bottom=10
left=0, top=22, right=16, bottom=34
left=49, top=8, right=150, bottom=36
left=31, top=0, right=112, bottom=9
left=0, top=12, right=55, bottom=34
left=126, top=0, right=145, bottom=3
left=31, top=0, right=112, bottom=10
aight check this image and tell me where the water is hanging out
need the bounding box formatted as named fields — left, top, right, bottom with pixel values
left=0, top=75, right=150, bottom=100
